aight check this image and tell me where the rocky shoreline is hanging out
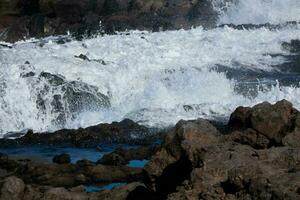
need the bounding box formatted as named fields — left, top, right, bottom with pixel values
left=0, top=99, right=300, bottom=199
left=0, top=0, right=218, bottom=42
left=0, top=118, right=163, bottom=148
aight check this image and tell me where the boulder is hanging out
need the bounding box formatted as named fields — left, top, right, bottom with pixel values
left=144, top=119, right=221, bottom=194
left=228, top=106, right=252, bottom=129
left=229, top=100, right=298, bottom=144
left=97, top=145, right=160, bottom=166
left=99, top=153, right=127, bottom=166
left=0, top=176, right=25, bottom=200
left=33, top=72, right=110, bottom=127
left=53, top=153, right=71, bottom=164
left=250, top=100, right=295, bottom=143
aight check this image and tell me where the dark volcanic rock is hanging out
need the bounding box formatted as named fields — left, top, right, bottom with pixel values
left=98, top=145, right=160, bottom=166
left=128, top=100, right=300, bottom=200
left=99, top=152, right=127, bottom=166
left=226, top=128, right=270, bottom=149
left=32, top=72, right=111, bottom=127
left=279, top=39, right=300, bottom=73
left=0, top=176, right=25, bottom=200
left=282, top=39, right=300, bottom=54
left=0, top=0, right=220, bottom=42
left=143, top=118, right=221, bottom=197
left=0, top=118, right=158, bottom=148
left=0, top=156, right=143, bottom=189
left=229, top=100, right=297, bottom=144
left=52, top=153, right=71, bottom=164
left=282, top=128, right=300, bottom=147
left=93, top=182, right=146, bottom=200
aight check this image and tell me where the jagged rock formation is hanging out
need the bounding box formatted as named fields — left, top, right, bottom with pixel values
left=0, top=0, right=220, bottom=42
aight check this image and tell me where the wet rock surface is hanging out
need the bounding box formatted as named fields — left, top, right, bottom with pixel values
left=0, top=118, right=161, bottom=148
left=24, top=71, right=111, bottom=128
left=52, top=153, right=71, bottom=164
left=0, top=152, right=145, bottom=199
left=97, top=145, right=160, bottom=166
left=135, top=100, right=300, bottom=200
left=1, top=100, right=300, bottom=199
left=0, top=0, right=219, bottom=42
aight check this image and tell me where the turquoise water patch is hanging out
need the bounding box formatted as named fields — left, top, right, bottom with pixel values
left=0, top=145, right=109, bottom=163
left=127, top=160, right=149, bottom=168
left=0, top=144, right=144, bottom=163
left=85, top=183, right=126, bottom=193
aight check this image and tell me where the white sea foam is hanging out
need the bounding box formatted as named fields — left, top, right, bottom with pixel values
left=0, top=0, right=300, bottom=136
left=214, top=0, right=300, bottom=25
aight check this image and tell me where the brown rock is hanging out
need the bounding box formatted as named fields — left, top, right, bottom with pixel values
left=227, top=128, right=270, bottom=149
left=23, top=185, right=43, bottom=200
left=282, top=129, right=300, bottom=147
left=229, top=100, right=298, bottom=144
left=97, top=145, right=159, bottom=166
left=94, top=182, right=146, bottom=200
left=228, top=106, right=251, bottom=129
left=43, top=187, right=88, bottom=200
left=99, top=152, right=127, bottom=166
left=145, top=119, right=220, bottom=178
left=21, top=163, right=78, bottom=187
left=53, top=153, right=71, bottom=164
left=83, top=164, right=143, bottom=183
left=0, top=176, right=25, bottom=200
left=0, top=0, right=221, bottom=42
left=137, top=103, right=300, bottom=199
left=250, top=100, right=295, bottom=143
left=144, top=119, right=220, bottom=195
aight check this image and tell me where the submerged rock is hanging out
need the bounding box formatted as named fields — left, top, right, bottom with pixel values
left=282, top=39, right=300, bottom=54
left=276, top=39, right=300, bottom=73
left=97, top=145, right=160, bottom=166
left=30, top=72, right=111, bottom=128
left=53, top=153, right=71, bottom=164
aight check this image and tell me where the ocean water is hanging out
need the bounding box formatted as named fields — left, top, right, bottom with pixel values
left=0, top=145, right=105, bottom=163
left=127, top=160, right=149, bottom=168
left=0, top=0, right=300, bottom=137
left=85, top=183, right=126, bottom=193
left=0, top=144, right=143, bottom=163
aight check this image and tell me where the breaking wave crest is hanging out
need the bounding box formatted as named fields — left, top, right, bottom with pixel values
left=0, top=0, right=300, bottom=136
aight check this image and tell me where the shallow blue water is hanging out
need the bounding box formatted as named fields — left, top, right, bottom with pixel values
left=85, top=183, right=126, bottom=193
left=127, top=160, right=149, bottom=168
left=0, top=145, right=106, bottom=163
left=0, top=144, right=146, bottom=163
